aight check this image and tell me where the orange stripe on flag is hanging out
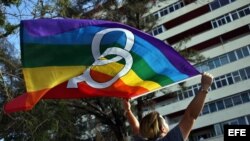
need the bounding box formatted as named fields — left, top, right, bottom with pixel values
left=4, top=89, right=48, bottom=113
left=42, top=77, right=149, bottom=99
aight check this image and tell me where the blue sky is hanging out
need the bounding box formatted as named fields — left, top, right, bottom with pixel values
left=6, top=1, right=36, bottom=56
left=5, top=0, right=124, bottom=54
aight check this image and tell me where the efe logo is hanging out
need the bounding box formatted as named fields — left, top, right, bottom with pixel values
left=224, top=125, right=249, bottom=141
left=228, top=129, right=246, bottom=136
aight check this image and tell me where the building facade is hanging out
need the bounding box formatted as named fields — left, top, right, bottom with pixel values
left=144, top=0, right=250, bottom=141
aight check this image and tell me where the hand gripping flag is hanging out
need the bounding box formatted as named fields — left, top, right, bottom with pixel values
left=4, top=19, right=200, bottom=113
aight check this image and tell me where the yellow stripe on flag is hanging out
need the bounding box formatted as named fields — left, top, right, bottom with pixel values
left=23, top=66, right=86, bottom=92
left=121, top=70, right=161, bottom=91
left=23, top=63, right=160, bottom=92
left=91, top=62, right=161, bottom=90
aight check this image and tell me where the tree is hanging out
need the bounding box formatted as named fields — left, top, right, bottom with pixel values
left=0, top=0, right=21, bottom=38
left=0, top=38, right=22, bottom=108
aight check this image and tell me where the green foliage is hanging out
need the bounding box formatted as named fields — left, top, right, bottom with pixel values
left=0, top=0, right=20, bottom=38
left=0, top=100, right=82, bottom=141
left=1, top=0, right=21, bottom=6
left=55, top=0, right=81, bottom=18
left=0, top=23, right=19, bottom=38
left=0, top=10, right=6, bottom=26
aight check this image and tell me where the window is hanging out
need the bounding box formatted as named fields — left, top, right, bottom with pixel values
left=174, top=3, right=180, bottom=10
left=247, top=115, right=250, bottom=124
left=212, top=21, right=218, bottom=28
left=232, top=95, right=242, bottom=105
left=193, top=85, right=199, bottom=94
left=224, top=98, right=233, bottom=108
left=208, top=61, right=215, bottom=69
left=211, top=82, right=216, bottom=90
left=196, top=133, right=212, bottom=141
left=187, top=89, right=194, bottom=97
left=215, top=77, right=222, bottom=88
left=239, top=10, right=245, bottom=17
left=236, top=49, right=244, bottom=59
left=202, top=105, right=210, bottom=115
left=220, top=0, right=229, bottom=7
left=178, top=92, right=183, bottom=100
left=245, top=67, right=250, bottom=78
left=180, top=1, right=184, bottom=7
left=195, top=65, right=202, bottom=72
left=169, top=6, right=175, bottom=12
left=232, top=71, right=241, bottom=83
left=242, top=46, right=250, bottom=57
left=231, top=12, right=239, bottom=20
left=158, top=27, right=163, bottom=33
left=209, top=103, right=217, bottom=113
left=210, top=0, right=220, bottom=10
left=160, top=11, right=164, bottom=17
left=220, top=76, right=228, bottom=86
left=241, top=92, right=250, bottom=103
left=214, top=124, right=223, bottom=135
left=229, top=119, right=239, bottom=125
left=226, top=73, right=234, bottom=85
left=183, top=91, right=189, bottom=98
left=217, top=19, right=222, bottom=26
left=200, top=64, right=209, bottom=72
left=210, top=0, right=236, bottom=11
left=220, top=55, right=229, bottom=65
left=239, top=69, right=247, bottom=80
left=244, top=7, right=250, bottom=15
left=160, top=8, right=168, bottom=17
left=221, top=17, right=226, bottom=25
left=228, top=51, right=237, bottom=62
left=152, top=26, right=163, bottom=36
left=225, top=15, right=231, bottom=23
left=238, top=117, right=246, bottom=125
left=158, top=1, right=184, bottom=17
left=216, top=100, right=225, bottom=110
left=214, top=59, right=221, bottom=67
left=153, top=13, right=159, bottom=20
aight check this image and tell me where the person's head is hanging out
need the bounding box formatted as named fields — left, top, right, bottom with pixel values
left=139, top=111, right=169, bottom=140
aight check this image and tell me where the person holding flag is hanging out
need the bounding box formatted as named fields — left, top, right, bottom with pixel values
left=123, top=72, right=214, bottom=141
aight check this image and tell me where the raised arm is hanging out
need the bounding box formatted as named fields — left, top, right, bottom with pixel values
left=123, top=99, right=140, bottom=135
left=179, top=72, right=214, bottom=140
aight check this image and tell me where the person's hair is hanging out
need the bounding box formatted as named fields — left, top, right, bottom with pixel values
left=139, top=111, right=166, bottom=140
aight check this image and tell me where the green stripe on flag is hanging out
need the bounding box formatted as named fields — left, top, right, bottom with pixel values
left=131, top=53, right=173, bottom=86
left=22, top=43, right=94, bottom=67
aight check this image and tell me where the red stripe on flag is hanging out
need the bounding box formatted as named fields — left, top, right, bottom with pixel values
left=43, top=69, right=149, bottom=99
left=4, top=89, right=47, bottom=114
left=4, top=70, right=150, bottom=113
left=42, top=79, right=149, bottom=99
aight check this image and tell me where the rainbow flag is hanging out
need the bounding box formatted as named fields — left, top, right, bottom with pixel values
left=4, top=19, right=199, bottom=113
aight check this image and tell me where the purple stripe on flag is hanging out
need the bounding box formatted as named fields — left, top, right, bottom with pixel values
left=22, top=19, right=112, bottom=36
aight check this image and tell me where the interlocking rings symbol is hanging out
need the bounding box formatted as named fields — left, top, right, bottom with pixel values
left=67, top=28, right=134, bottom=89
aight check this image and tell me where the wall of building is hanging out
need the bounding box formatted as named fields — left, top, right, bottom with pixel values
left=144, top=0, right=250, bottom=140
